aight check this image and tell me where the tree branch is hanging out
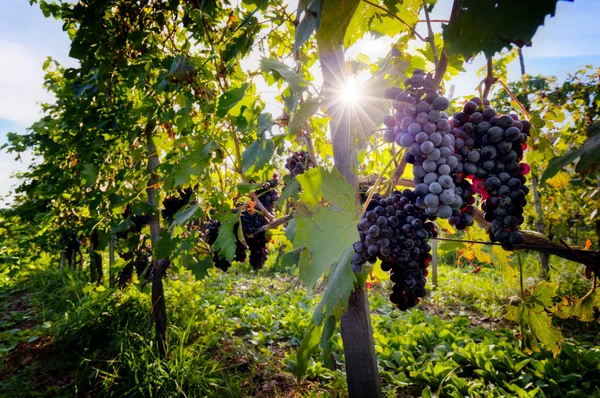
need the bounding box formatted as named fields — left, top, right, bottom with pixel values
left=422, top=0, right=438, bottom=67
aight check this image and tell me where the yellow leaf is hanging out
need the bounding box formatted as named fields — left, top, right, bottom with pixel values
left=547, top=171, right=570, bottom=188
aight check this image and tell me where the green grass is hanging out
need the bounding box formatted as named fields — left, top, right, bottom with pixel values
left=1, top=257, right=600, bottom=397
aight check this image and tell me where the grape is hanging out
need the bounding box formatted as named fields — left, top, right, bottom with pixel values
left=383, top=115, right=396, bottom=128
left=285, top=150, right=314, bottom=177
left=429, top=132, right=443, bottom=147
left=463, top=101, right=478, bottom=114
left=427, top=148, right=441, bottom=161
left=383, top=129, right=396, bottom=143
left=408, top=122, right=422, bottom=134
left=433, top=96, right=450, bottom=111
left=351, top=189, right=436, bottom=310
left=399, top=133, right=415, bottom=147
left=428, top=182, right=442, bottom=194
left=423, top=160, right=437, bottom=172
left=438, top=175, right=454, bottom=189
left=420, top=141, right=435, bottom=154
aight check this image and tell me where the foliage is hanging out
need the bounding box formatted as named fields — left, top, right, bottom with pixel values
left=443, top=0, right=571, bottom=58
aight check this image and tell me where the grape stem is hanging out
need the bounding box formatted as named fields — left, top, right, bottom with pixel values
left=422, top=0, right=439, bottom=67
left=252, top=213, right=295, bottom=235
left=359, top=148, right=405, bottom=220
left=482, top=57, right=496, bottom=99
left=361, top=0, right=426, bottom=42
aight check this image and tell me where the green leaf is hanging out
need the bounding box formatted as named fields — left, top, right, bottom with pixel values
left=242, top=138, right=275, bottom=174
left=316, top=0, right=361, bottom=53
left=524, top=310, right=564, bottom=358
left=155, top=230, right=174, bottom=260
left=237, top=182, right=264, bottom=195
left=187, top=255, right=213, bottom=280
left=292, top=0, right=322, bottom=52
left=81, top=164, right=98, bottom=187
left=257, top=112, right=273, bottom=137
left=542, top=122, right=600, bottom=182
left=289, top=98, right=320, bottom=133
left=276, top=176, right=301, bottom=206
left=293, top=167, right=359, bottom=291
left=259, top=58, right=308, bottom=96
left=442, top=0, right=568, bottom=58
left=312, top=247, right=356, bottom=324
left=295, top=320, right=322, bottom=381
left=212, top=215, right=239, bottom=262
left=320, top=315, right=337, bottom=370
left=217, top=83, right=249, bottom=118
left=171, top=204, right=201, bottom=228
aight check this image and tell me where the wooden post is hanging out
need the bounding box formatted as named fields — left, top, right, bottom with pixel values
left=320, top=45, right=382, bottom=398
left=109, top=235, right=115, bottom=288
left=431, top=237, right=438, bottom=289
left=145, top=117, right=167, bottom=357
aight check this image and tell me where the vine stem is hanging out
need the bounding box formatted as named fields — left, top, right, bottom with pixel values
left=498, top=79, right=532, bottom=119
left=359, top=149, right=405, bottom=220
left=361, top=0, right=426, bottom=42
left=517, top=251, right=525, bottom=302
left=482, top=57, right=496, bottom=99
left=422, top=0, right=438, bottom=67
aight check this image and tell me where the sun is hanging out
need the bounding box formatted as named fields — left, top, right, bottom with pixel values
left=342, top=77, right=360, bottom=105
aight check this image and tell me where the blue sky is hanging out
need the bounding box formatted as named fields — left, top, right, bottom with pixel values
left=1, top=0, right=599, bottom=206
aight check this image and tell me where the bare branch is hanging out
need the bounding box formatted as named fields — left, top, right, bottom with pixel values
left=422, top=0, right=438, bottom=67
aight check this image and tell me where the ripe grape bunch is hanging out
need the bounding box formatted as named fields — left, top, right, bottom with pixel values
left=352, top=189, right=437, bottom=310
left=285, top=150, right=314, bottom=177
left=252, top=176, right=279, bottom=213
left=241, top=211, right=269, bottom=270
left=449, top=98, right=531, bottom=249
left=382, top=71, right=464, bottom=221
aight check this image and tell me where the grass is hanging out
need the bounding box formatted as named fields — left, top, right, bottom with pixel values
left=1, top=255, right=600, bottom=397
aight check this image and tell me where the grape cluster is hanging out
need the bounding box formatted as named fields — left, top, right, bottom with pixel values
left=384, top=69, right=439, bottom=104
left=285, top=150, right=314, bottom=176
left=382, top=83, right=462, bottom=219
left=206, top=220, right=246, bottom=272
left=252, top=176, right=279, bottom=213
left=162, top=188, right=193, bottom=223
left=450, top=98, right=531, bottom=248
left=241, top=212, right=269, bottom=270
left=351, top=189, right=437, bottom=310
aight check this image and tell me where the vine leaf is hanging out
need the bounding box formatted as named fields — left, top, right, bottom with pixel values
left=242, top=138, right=275, bottom=174
left=212, top=215, right=239, bottom=262
left=288, top=97, right=320, bottom=133
left=171, top=204, right=202, bottom=229
left=276, top=176, right=300, bottom=206
left=541, top=122, right=600, bottom=183
left=313, top=247, right=356, bottom=325
left=293, top=0, right=322, bottom=52
left=295, top=319, right=322, bottom=381
left=259, top=58, right=308, bottom=96
left=442, top=0, right=572, bottom=58
left=316, top=0, right=361, bottom=53
left=505, top=281, right=564, bottom=357
left=216, top=83, right=249, bottom=118
left=187, top=255, right=213, bottom=280
left=81, top=164, right=98, bottom=187
left=552, top=290, right=600, bottom=322
left=293, top=167, right=359, bottom=291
